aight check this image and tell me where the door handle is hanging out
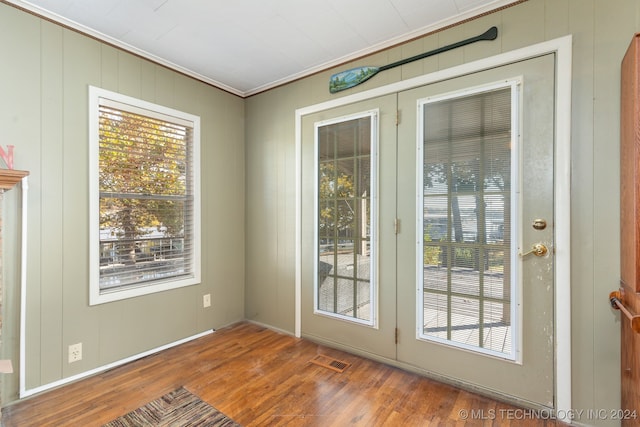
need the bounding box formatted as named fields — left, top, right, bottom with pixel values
left=519, top=243, right=548, bottom=258
left=609, top=290, right=640, bottom=334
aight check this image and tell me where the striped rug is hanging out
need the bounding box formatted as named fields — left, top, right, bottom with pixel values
left=103, top=387, right=241, bottom=427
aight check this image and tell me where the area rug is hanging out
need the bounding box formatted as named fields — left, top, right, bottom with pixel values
left=103, top=387, right=241, bottom=427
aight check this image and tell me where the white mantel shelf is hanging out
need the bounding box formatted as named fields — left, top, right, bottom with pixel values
left=0, top=170, right=28, bottom=190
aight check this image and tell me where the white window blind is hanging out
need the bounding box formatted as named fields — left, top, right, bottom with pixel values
left=89, top=87, right=201, bottom=305
left=419, top=83, right=518, bottom=359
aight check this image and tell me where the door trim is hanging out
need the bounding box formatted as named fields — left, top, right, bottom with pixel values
left=295, top=34, right=572, bottom=417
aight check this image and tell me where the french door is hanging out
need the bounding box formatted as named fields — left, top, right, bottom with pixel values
left=301, top=94, right=397, bottom=359
left=396, top=54, right=555, bottom=407
left=301, top=53, right=556, bottom=407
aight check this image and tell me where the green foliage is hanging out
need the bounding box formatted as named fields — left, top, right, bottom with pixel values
left=99, top=108, right=188, bottom=239
left=488, top=250, right=504, bottom=273
left=423, top=224, right=442, bottom=266
left=453, top=246, right=475, bottom=268
left=318, top=162, right=356, bottom=236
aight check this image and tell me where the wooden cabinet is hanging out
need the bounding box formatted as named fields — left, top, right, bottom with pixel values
left=619, top=32, right=640, bottom=424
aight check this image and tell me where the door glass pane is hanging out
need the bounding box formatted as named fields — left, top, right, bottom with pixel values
left=316, top=114, right=376, bottom=324
left=420, top=86, right=515, bottom=359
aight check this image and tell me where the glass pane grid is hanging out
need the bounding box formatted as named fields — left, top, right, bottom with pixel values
left=421, top=87, right=513, bottom=358
left=316, top=116, right=374, bottom=324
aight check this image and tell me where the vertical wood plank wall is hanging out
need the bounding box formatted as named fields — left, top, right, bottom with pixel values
left=0, top=1, right=246, bottom=404
left=0, top=1, right=638, bottom=426
left=245, top=1, right=640, bottom=425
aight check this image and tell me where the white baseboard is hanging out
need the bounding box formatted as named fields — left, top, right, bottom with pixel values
left=19, top=329, right=214, bottom=399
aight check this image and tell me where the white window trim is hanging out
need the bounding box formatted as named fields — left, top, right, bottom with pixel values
left=415, top=79, right=522, bottom=362
left=88, top=86, right=201, bottom=305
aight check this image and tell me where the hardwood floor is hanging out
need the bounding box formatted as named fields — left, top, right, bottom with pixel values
left=3, top=322, right=565, bottom=426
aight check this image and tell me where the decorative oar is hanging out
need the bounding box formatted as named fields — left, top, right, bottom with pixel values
left=329, top=26, right=498, bottom=93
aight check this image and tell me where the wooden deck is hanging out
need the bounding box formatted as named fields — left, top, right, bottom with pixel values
left=3, top=322, right=565, bottom=426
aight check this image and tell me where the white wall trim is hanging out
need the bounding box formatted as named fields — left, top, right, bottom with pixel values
left=19, top=329, right=213, bottom=399
left=18, top=177, right=28, bottom=399
left=295, top=34, right=572, bottom=419
left=554, top=34, right=573, bottom=422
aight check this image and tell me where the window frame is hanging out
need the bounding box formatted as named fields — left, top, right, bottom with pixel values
left=313, top=110, right=379, bottom=327
left=88, top=86, right=201, bottom=305
left=415, top=79, right=521, bottom=361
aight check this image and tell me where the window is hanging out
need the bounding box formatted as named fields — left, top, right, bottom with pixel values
left=89, top=87, right=201, bottom=305
left=418, top=82, right=518, bottom=359
left=315, top=112, right=377, bottom=325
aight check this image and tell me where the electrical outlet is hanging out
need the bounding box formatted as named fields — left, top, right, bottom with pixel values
left=68, top=343, right=82, bottom=363
left=203, top=294, right=211, bottom=308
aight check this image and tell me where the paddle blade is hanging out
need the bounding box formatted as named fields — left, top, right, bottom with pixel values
left=329, top=66, right=380, bottom=93
left=483, top=26, right=498, bottom=41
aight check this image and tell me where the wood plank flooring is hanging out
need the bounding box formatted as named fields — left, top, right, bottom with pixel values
left=3, top=322, right=565, bottom=426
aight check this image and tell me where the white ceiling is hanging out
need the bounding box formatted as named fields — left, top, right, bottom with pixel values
left=8, top=0, right=516, bottom=97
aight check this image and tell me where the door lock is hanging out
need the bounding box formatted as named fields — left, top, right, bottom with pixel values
left=532, top=219, right=547, bottom=230
left=519, top=243, right=548, bottom=258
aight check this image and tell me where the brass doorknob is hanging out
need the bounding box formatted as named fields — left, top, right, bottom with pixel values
left=519, top=243, right=548, bottom=258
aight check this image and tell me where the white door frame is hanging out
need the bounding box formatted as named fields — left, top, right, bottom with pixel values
left=295, top=35, right=572, bottom=418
